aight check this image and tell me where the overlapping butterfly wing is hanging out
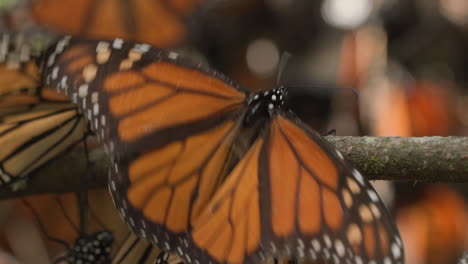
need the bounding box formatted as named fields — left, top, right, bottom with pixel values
left=186, top=113, right=404, bottom=264
left=0, top=33, right=48, bottom=116
left=41, top=36, right=249, bottom=253
left=0, top=103, right=87, bottom=186
left=111, top=232, right=159, bottom=264
left=27, top=0, right=199, bottom=48
left=0, top=34, right=87, bottom=187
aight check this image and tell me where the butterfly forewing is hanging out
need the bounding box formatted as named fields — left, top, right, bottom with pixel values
left=42, top=37, right=247, bottom=159
left=42, top=36, right=249, bottom=252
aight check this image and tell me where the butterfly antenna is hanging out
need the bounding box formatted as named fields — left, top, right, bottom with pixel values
left=55, top=196, right=80, bottom=234
left=276, top=52, right=292, bottom=86
left=287, top=84, right=360, bottom=105
left=21, top=199, right=70, bottom=250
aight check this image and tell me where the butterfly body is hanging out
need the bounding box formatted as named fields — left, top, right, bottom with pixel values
left=41, top=36, right=404, bottom=264
left=245, top=87, right=287, bottom=125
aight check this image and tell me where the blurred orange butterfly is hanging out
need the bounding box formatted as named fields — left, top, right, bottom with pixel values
left=41, top=36, right=404, bottom=264
left=11, top=0, right=200, bottom=48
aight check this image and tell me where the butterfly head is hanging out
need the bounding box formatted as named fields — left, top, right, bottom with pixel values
left=245, top=86, right=288, bottom=125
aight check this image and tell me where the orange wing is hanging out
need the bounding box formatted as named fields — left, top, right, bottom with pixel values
left=0, top=103, right=87, bottom=186
left=187, top=113, right=404, bottom=264
left=42, top=37, right=249, bottom=252
left=0, top=35, right=87, bottom=187
left=31, top=0, right=199, bottom=48
left=0, top=60, right=70, bottom=117
left=42, top=37, right=247, bottom=158
left=0, top=33, right=70, bottom=116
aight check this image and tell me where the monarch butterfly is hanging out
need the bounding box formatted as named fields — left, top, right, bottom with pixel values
left=41, top=36, right=404, bottom=264
left=9, top=0, right=199, bottom=48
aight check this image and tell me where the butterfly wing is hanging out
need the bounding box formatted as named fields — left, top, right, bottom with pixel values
left=0, top=37, right=87, bottom=187
left=30, top=0, right=199, bottom=47
left=112, top=232, right=161, bottom=264
left=0, top=103, right=87, bottom=186
left=188, top=112, right=404, bottom=264
left=42, top=36, right=249, bottom=252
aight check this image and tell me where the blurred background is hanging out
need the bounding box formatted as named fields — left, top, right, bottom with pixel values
left=0, top=0, right=467, bottom=263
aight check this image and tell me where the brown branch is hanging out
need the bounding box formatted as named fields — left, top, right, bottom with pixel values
left=326, top=136, right=467, bottom=182
left=0, top=136, right=466, bottom=199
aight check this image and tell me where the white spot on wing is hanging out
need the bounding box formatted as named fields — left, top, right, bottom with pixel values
left=353, top=169, right=365, bottom=186
left=96, top=41, right=110, bottom=52
left=60, top=76, right=68, bottom=88
left=93, top=104, right=99, bottom=115
left=297, top=239, right=304, bottom=249
left=78, top=84, right=89, bottom=97
left=311, top=239, right=321, bottom=251
left=112, top=38, right=124, bottom=49
left=47, top=53, right=56, bottom=67
left=51, top=66, right=59, bottom=80
left=354, top=256, right=363, bottom=264
left=391, top=243, right=401, bottom=259
left=336, top=149, right=344, bottom=160
left=367, top=189, right=379, bottom=202
left=335, top=239, right=345, bottom=257
left=91, top=92, right=99, bottom=103
left=168, top=52, right=179, bottom=60
left=324, top=234, right=332, bottom=248
left=134, top=43, right=150, bottom=53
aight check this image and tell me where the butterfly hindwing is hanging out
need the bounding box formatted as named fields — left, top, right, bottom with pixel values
left=0, top=103, right=86, bottom=186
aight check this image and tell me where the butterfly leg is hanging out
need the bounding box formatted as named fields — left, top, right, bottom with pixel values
left=321, top=128, right=336, bottom=136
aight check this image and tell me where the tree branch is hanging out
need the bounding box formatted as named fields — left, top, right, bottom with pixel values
left=0, top=136, right=466, bottom=199
left=326, top=136, right=467, bottom=182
